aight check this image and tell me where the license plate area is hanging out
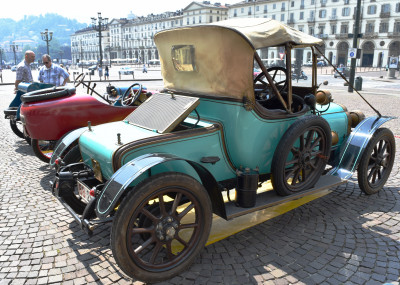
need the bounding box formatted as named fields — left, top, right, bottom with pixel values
left=77, top=178, right=98, bottom=203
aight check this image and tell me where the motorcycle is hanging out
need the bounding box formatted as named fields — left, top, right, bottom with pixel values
left=292, top=70, right=308, bottom=80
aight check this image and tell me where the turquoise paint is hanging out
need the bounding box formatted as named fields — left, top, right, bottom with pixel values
left=79, top=96, right=348, bottom=183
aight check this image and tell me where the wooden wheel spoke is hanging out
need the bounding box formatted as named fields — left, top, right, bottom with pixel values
left=291, top=167, right=302, bottom=185
left=166, top=241, right=174, bottom=260
left=285, top=165, right=300, bottom=179
left=305, top=130, right=315, bottom=148
left=175, top=235, right=189, bottom=249
left=285, top=158, right=299, bottom=167
left=299, top=134, right=305, bottom=151
left=310, top=136, right=322, bottom=150
left=132, top=227, right=153, bottom=235
left=177, top=203, right=195, bottom=221
left=141, top=207, right=159, bottom=223
left=171, top=192, right=182, bottom=214
left=158, top=194, right=168, bottom=216
left=179, top=223, right=198, bottom=230
left=149, top=241, right=163, bottom=264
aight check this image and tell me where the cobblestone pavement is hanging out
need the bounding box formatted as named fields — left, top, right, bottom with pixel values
left=0, top=82, right=399, bottom=285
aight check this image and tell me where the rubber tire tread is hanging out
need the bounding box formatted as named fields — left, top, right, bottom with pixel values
left=271, top=115, right=332, bottom=196
left=10, top=119, right=24, bottom=138
left=357, top=128, right=396, bottom=195
left=21, top=86, right=75, bottom=103
left=31, top=139, right=55, bottom=163
left=111, top=172, right=212, bottom=283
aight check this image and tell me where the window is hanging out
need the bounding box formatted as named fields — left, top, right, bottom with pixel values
left=332, top=8, right=337, bottom=16
left=319, top=9, right=327, bottom=18
left=282, top=2, right=285, bottom=10
left=264, top=4, right=268, bottom=13
left=241, top=7, right=244, bottom=13
left=382, top=4, right=390, bottom=13
left=311, top=0, right=315, bottom=5
left=300, top=11, right=304, bottom=19
left=366, top=23, right=374, bottom=33
left=309, top=26, right=314, bottom=35
left=395, top=22, right=400, bottom=33
left=210, top=16, right=213, bottom=22
left=291, top=1, right=294, bottom=7
left=234, top=8, right=237, bottom=17
left=321, top=0, right=327, bottom=4
left=397, top=3, right=400, bottom=12
left=281, top=14, right=285, bottom=21
left=379, top=22, right=389, bottom=33
left=171, top=45, right=196, bottom=72
left=199, top=16, right=202, bottom=23
left=331, top=24, right=337, bottom=34
left=342, top=7, right=350, bottom=16
left=367, top=5, right=376, bottom=14
left=340, top=24, right=348, bottom=34
left=344, top=0, right=349, bottom=4
left=193, top=17, right=195, bottom=24
left=273, top=3, right=276, bottom=9
left=256, top=6, right=259, bottom=11
left=272, top=14, right=276, bottom=20
left=248, top=7, right=252, bottom=15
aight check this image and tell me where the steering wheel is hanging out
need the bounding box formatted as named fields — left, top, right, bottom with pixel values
left=121, top=83, right=143, bottom=106
left=74, top=73, right=86, bottom=88
left=254, top=67, right=288, bottom=93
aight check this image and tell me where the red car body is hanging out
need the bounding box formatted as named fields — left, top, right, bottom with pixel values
left=21, top=93, right=136, bottom=141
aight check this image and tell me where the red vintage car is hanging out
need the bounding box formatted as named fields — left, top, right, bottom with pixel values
left=20, top=78, right=150, bottom=163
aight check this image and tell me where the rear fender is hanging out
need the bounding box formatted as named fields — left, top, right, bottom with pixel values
left=95, top=153, right=226, bottom=219
left=49, top=127, right=87, bottom=166
left=328, top=116, right=395, bottom=179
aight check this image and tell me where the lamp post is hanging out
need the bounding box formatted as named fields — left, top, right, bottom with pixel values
left=91, top=12, right=108, bottom=68
left=10, top=42, right=18, bottom=65
left=0, top=47, right=4, bottom=68
left=40, top=29, right=53, bottom=55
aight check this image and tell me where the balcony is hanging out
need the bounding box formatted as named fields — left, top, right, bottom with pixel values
left=300, top=4, right=304, bottom=9
left=363, top=32, right=378, bottom=38
left=307, top=17, right=315, bottom=23
left=380, top=12, right=390, bottom=18
left=320, top=1, right=326, bottom=7
left=287, top=19, right=295, bottom=26
left=330, top=15, right=337, bottom=21
left=335, top=33, right=348, bottom=39
left=388, top=32, right=400, bottom=38
left=315, top=33, right=329, bottom=39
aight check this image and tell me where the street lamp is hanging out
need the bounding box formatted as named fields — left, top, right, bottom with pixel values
left=40, top=29, right=53, bottom=55
left=91, top=12, right=108, bottom=68
left=10, top=42, right=19, bottom=65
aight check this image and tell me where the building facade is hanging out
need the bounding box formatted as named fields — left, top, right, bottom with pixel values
left=71, top=0, right=400, bottom=67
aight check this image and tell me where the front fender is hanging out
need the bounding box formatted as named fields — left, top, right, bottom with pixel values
left=328, top=116, right=395, bottom=179
left=49, top=127, right=87, bottom=166
left=95, top=153, right=226, bottom=219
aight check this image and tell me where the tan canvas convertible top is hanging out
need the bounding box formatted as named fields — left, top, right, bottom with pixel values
left=154, top=18, right=322, bottom=102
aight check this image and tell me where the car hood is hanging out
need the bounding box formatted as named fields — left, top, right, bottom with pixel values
left=79, top=121, right=160, bottom=179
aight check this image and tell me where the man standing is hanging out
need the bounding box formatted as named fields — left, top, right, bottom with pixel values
left=38, top=54, right=69, bottom=86
left=14, top=50, right=35, bottom=92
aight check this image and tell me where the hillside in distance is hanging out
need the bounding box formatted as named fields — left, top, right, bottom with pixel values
left=0, top=13, right=87, bottom=45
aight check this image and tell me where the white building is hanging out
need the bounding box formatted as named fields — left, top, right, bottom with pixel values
left=71, top=0, right=400, bottom=67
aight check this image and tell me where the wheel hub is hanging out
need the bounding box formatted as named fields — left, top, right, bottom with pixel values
left=155, top=216, right=179, bottom=241
left=299, top=151, right=312, bottom=167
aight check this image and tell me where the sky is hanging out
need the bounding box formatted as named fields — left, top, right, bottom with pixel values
left=0, top=0, right=240, bottom=24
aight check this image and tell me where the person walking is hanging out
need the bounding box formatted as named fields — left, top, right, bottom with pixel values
left=38, top=54, right=69, bottom=86
left=142, top=64, right=147, bottom=73
left=105, top=66, right=109, bottom=80
left=98, top=65, right=103, bottom=81
left=14, top=50, right=35, bottom=93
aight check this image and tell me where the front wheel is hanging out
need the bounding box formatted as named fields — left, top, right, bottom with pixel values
left=357, top=128, right=395, bottom=195
left=111, top=172, right=212, bottom=283
left=10, top=119, right=24, bottom=138
left=31, top=139, right=57, bottom=163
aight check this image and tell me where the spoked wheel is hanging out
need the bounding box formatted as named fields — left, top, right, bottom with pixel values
left=254, top=67, right=288, bottom=93
left=31, top=139, right=57, bottom=163
left=111, top=172, right=212, bottom=283
left=10, top=118, right=24, bottom=138
left=74, top=73, right=86, bottom=88
left=272, top=116, right=331, bottom=196
left=357, top=128, right=395, bottom=195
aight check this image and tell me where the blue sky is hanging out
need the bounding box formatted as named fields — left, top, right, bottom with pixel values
left=0, top=0, right=239, bottom=23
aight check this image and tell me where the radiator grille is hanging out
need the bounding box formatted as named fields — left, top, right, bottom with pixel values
left=125, top=92, right=199, bottom=133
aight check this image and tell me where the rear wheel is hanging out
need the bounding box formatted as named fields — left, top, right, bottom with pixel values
left=271, top=116, right=331, bottom=196
left=31, top=139, right=57, bottom=163
left=357, top=128, right=395, bottom=194
left=10, top=119, right=24, bottom=138
left=111, top=172, right=212, bottom=283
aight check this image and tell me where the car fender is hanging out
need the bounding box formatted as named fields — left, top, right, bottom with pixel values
left=49, top=127, right=87, bottom=166
left=328, top=116, right=395, bottom=179
left=95, top=153, right=226, bottom=219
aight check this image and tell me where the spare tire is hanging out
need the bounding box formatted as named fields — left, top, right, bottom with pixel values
left=21, top=86, right=76, bottom=103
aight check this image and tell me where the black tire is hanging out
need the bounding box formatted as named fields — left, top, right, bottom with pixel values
left=111, top=172, right=212, bottom=283
left=271, top=115, right=332, bottom=196
left=60, top=145, right=87, bottom=214
left=21, top=86, right=75, bottom=103
left=31, top=139, right=57, bottom=163
left=357, top=128, right=396, bottom=195
left=10, top=119, right=24, bottom=138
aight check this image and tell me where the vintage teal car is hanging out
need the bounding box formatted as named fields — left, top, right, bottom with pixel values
left=51, top=18, right=395, bottom=282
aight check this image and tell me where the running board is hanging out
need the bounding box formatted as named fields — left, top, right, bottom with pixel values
left=225, top=175, right=345, bottom=220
